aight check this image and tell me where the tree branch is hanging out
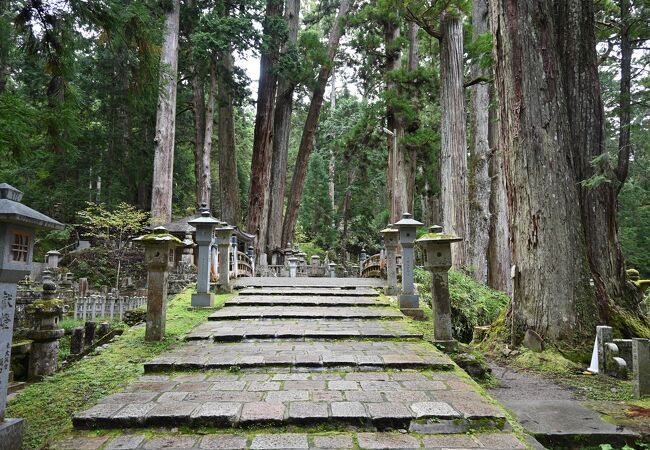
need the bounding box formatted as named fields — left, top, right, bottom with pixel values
left=464, top=76, right=491, bottom=88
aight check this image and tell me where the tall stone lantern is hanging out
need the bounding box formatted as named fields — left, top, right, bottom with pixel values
left=416, top=225, right=462, bottom=352
left=133, top=227, right=183, bottom=341
left=395, top=213, right=424, bottom=318
left=380, top=224, right=399, bottom=295
left=188, top=211, right=219, bottom=307
left=215, top=222, right=234, bottom=293
left=0, top=183, right=63, bottom=449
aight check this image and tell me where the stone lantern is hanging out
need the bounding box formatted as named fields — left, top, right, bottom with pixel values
left=0, top=183, right=63, bottom=448
left=26, top=269, right=64, bottom=380
left=288, top=257, right=299, bottom=278
left=416, top=225, right=463, bottom=351
left=329, top=262, right=337, bottom=278
left=360, top=247, right=367, bottom=263
left=310, top=255, right=321, bottom=276
left=45, top=250, right=61, bottom=269
left=395, top=213, right=423, bottom=318
left=181, top=232, right=196, bottom=267
left=215, top=222, right=234, bottom=293
left=188, top=211, right=219, bottom=306
left=380, top=224, right=399, bottom=295
left=133, top=227, right=183, bottom=341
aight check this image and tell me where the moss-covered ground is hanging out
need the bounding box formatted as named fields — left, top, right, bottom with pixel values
left=7, top=288, right=232, bottom=449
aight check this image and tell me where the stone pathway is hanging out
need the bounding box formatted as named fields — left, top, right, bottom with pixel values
left=62, top=281, right=529, bottom=449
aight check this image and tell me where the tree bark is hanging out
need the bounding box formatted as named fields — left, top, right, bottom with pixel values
left=281, top=0, right=353, bottom=246
left=328, top=71, right=336, bottom=210
left=489, top=0, right=641, bottom=345
left=217, top=49, right=241, bottom=226
left=198, top=60, right=216, bottom=210
left=439, top=10, right=469, bottom=267
left=468, top=0, right=491, bottom=284
left=247, top=0, right=283, bottom=249
left=151, top=0, right=180, bottom=225
left=615, top=0, right=632, bottom=190
left=191, top=66, right=206, bottom=208
left=267, top=0, right=300, bottom=255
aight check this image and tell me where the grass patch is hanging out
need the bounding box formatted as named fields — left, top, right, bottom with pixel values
left=7, top=288, right=232, bottom=449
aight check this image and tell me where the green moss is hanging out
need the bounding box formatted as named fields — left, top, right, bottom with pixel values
left=510, top=349, right=581, bottom=376
left=7, top=288, right=233, bottom=449
left=610, top=304, right=650, bottom=339
left=633, top=280, right=650, bottom=292
left=26, top=298, right=64, bottom=315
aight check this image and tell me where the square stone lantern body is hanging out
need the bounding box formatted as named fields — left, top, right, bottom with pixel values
left=394, top=213, right=423, bottom=318
left=133, top=227, right=183, bottom=341
left=380, top=225, right=399, bottom=295
left=0, top=183, right=63, bottom=448
left=416, top=225, right=462, bottom=351
left=188, top=211, right=220, bottom=306
left=214, top=224, right=235, bottom=294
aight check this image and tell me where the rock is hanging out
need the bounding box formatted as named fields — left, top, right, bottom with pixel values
left=453, top=352, right=491, bottom=380
left=502, top=347, right=513, bottom=357
left=523, top=329, right=544, bottom=352
left=472, top=326, right=490, bottom=343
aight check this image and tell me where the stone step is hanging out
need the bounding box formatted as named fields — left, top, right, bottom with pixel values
left=235, top=277, right=384, bottom=288
left=144, top=341, right=455, bottom=372
left=185, top=320, right=422, bottom=341
left=238, top=287, right=379, bottom=297
left=56, top=430, right=529, bottom=449
left=225, top=295, right=387, bottom=306
left=72, top=371, right=506, bottom=432
left=208, top=306, right=402, bottom=320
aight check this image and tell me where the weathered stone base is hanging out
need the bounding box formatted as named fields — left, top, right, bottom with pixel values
left=400, top=308, right=425, bottom=320
left=28, top=338, right=62, bottom=380
left=191, top=292, right=214, bottom=308
left=0, top=418, right=24, bottom=450
left=399, top=293, right=420, bottom=310
left=432, top=339, right=459, bottom=353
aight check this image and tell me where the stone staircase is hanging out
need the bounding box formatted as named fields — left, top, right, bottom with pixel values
left=65, top=281, right=529, bottom=449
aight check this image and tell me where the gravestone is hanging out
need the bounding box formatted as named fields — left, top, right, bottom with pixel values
left=78, top=278, right=89, bottom=298
left=632, top=338, right=649, bottom=399
left=0, top=183, right=63, bottom=449
left=70, top=327, right=85, bottom=355
left=395, top=213, right=424, bottom=319
left=288, top=257, right=298, bottom=278
left=84, top=321, right=96, bottom=348
left=311, top=255, right=320, bottom=277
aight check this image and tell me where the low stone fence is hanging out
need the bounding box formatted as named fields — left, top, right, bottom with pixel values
left=73, top=295, right=146, bottom=321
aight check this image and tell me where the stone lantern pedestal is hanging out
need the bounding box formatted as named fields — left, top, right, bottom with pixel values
left=215, top=223, right=234, bottom=294
left=395, top=213, right=424, bottom=319
left=416, top=225, right=462, bottom=352
left=380, top=225, right=399, bottom=295
left=0, top=183, right=63, bottom=449
left=26, top=270, right=64, bottom=380
left=133, top=227, right=183, bottom=341
left=188, top=211, right=219, bottom=306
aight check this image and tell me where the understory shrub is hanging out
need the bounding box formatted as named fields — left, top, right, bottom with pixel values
left=415, top=267, right=510, bottom=342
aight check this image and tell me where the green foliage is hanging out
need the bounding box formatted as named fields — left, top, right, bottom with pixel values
left=299, top=153, right=337, bottom=248
left=7, top=289, right=233, bottom=449
left=415, top=267, right=510, bottom=343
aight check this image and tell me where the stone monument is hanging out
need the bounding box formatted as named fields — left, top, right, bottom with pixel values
left=288, top=257, right=299, bottom=278
left=395, top=213, right=423, bottom=319
left=188, top=211, right=219, bottom=306
left=133, top=227, right=182, bottom=341
left=0, top=183, right=63, bottom=449
left=329, top=262, right=337, bottom=278
left=632, top=338, right=649, bottom=399
left=380, top=224, right=399, bottom=295
left=416, top=225, right=463, bottom=351
left=215, top=222, right=234, bottom=293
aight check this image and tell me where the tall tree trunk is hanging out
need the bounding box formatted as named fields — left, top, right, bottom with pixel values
left=615, top=0, right=632, bottom=190
left=489, top=0, right=642, bottom=345
left=217, top=49, right=241, bottom=226
left=385, top=17, right=404, bottom=223
left=199, top=60, right=216, bottom=209
left=191, top=66, right=206, bottom=208
left=151, top=0, right=180, bottom=225
left=328, top=71, right=336, bottom=210
left=267, top=0, right=300, bottom=255
left=439, top=11, right=469, bottom=267
left=402, top=21, right=419, bottom=217
left=281, top=0, right=354, bottom=246
left=467, top=0, right=490, bottom=283
left=248, top=0, right=283, bottom=250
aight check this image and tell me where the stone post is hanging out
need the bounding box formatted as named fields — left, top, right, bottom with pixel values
left=632, top=338, right=650, bottom=399
left=84, top=321, right=96, bottom=348
left=215, top=223, right=235, bottom=294
left=310, top=255, right=320, bottom=276
left=0, top=183, right=63, bottom=448
left=27, top=270, right=65, bottom=380
left=247, top=246, right=256, bottom=274
left=97, top=322, right=110, bottom=338
left=45, top=250, right=61, bottom=269
left=597, top=325, right=613, bottom=374
left=181, top=232, right=195, bottom=266
left=133, top=227, right=182, bottom=341
left=231, top=235, right=238, bottom=278
left=329, top=263, right=337, bottom=278
left=380, top=225, right=399, bottom=295
left=70, top=327, right=85, bottom=355
left=188, top=211, right=219, bottom=306
left=395, top=213, right=424, bottom=318
left=288, top=257, right=298, bottom=278
left=78, top=278, right=89, bottom=298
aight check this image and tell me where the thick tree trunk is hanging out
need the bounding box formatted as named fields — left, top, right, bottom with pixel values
left=281, top=0, right=353, bottom=246
left=467, top=0, right=490, bottom=283
left=615, top=0, right=632, bottom=190
left=440, top=11, right=469, bottom=267
left=489, top=0, right=642, bottom=345
left=248, top=0, right=283, bottom=249
left=198, top=60, right=216, bottom=209
left=191, top=66, right=206, bottom=208
left=402, top=21, right=419, bottom=217
left=267, top=0, right=300, bottom=255
left=328, top=71, right=336, bottom=210
left=217, top=49, right=241, bottom=226
left=151, top=0, right=180, bottom=225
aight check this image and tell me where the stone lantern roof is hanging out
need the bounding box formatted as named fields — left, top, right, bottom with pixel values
left=0, top=183, right=64, bottom=230
left=394, top=212, right=423, bottom=228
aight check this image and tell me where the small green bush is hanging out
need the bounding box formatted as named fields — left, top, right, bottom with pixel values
left=415, top=267, right=510, bottom=343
